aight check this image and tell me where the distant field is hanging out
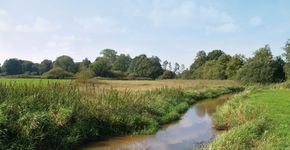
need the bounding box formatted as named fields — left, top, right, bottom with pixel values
left=0, top=78, right=72, bottom=84
left=0, top=78, right=240, bottom=91
left=78, top=79, right=240, bottom=91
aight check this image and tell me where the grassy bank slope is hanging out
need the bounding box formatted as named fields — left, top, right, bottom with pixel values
left=207, top=86, right=290, bottom=149
left=0, top=81, right=242, bottom=150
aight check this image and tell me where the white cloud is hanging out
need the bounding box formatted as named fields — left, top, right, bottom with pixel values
left=249, top=16, right=262, bottom=27
left=0, top=9, right=8, bottom=18
left=15, top=17, right=61, bottom=33
left=207, top=22, right=239, bottom=33
left=74, top=16, right=124, bottom=34
left=147, top=0, right=239, bottom=33
left=0, top=9, right=9, bottom=32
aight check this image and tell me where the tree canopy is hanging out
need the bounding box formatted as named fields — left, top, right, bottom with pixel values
left=53, top=55, right=77, bottom=73
left=128, top=55, right=163, bottom=79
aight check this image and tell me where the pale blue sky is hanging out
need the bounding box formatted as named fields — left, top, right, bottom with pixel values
left=0, top=0, right=290, bottom=67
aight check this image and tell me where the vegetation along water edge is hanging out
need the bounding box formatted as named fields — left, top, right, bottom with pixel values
left=205, top=83, right=290, bottom=150
left=0, top=80, right=243, bottom=149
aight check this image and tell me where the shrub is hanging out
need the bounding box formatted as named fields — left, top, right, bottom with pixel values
left=43, top=67, right=74, bottom=79
left=159, top=70, right=176, bottom=79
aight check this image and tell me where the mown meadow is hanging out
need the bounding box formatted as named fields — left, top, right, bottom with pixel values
left=0, top=79, right=243, bottom=149
left=206, top=82, right=290, bottom=150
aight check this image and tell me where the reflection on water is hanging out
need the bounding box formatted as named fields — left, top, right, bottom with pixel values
left=81, top=95, right=231, bottom=150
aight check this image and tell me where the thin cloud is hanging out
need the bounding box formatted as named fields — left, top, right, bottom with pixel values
left=0, top=9, right=9, bottom=32
left=74, top=16, right=125, bottom=34
left=15, top=17, right=61, bottom=33
left=249, top=16, right=262, bottom=27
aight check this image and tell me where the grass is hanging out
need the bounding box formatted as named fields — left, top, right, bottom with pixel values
left=207, top=85, right=290, bottom=150
left=77, top=78, right=240, bottom=91
left=0, top=79, right=243, bottom=149
left=0, top=78, right=72, bottom=85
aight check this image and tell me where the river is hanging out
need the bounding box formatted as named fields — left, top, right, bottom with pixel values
left=81, top=94, right=232, bottom=150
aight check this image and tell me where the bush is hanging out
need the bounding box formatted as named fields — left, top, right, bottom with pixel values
left=76, top=68, right=94, bottom=80
left=43, top=67, right=74, bottom=79
left=236, top=46, right=276, bottom=84
left=159, top=70, right=176, bottom=79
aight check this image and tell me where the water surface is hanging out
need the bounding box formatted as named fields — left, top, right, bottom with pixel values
left=82, top=94, right=231, bottom=150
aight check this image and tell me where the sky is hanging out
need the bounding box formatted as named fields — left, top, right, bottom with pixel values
left=0, top=0, right=290, bottom=67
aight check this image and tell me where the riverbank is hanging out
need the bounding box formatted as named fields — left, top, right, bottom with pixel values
left=82, top=94, right=234, bottom=150
left=207, top=83, right=290, bottom=149
left=0, top=80, right=243, bottom=149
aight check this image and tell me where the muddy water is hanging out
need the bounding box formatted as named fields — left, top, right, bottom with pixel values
left=81, top=94, right=232, bottom=150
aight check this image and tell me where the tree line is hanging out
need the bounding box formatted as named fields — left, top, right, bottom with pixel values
left=0, top=39, right=289, bottom=83
left=182, top=39, right=290, bottom=83
left=0, top=49, right=183, bottom=80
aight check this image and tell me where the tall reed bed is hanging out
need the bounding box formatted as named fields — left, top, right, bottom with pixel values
left=0, top=82, right=243, bottom=149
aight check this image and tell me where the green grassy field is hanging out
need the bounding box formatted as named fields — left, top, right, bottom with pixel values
left=0, top=79, right=242, bottom=149
left=207, top=85, right=290, bottom=149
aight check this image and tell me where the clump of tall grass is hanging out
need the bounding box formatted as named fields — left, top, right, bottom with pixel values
left=0, top=82, right=242, bottom=149
left=206, top=87, right=271, bottom=150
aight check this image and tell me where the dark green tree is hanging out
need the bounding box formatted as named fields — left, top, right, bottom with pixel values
left=39, top=59, right=53, bottom=74
left=237, top=45, right=276, bottom=83
left=190, top=50, right=207, bottom=71
left=21, top=60, right=39, bottom=74
left=100, top=49, right=118, bottom=65
left=53, top=55, right=77, bottom=73
left=273, top=56, right=286, bottom=82
left=2, top=58, right=23, bottom=75
left=128, top=55, right=163, bottom=79
left=207, top=50, right=225, bottom=61
left=160, top=70, right=176, bottom=79
left=90, top=57, right=112, bottom=77
left=113, top=54, right=131, bottom=72
left=226, top=54, right=245, bottom=79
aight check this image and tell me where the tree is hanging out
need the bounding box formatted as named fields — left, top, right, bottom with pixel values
left=53, top=55, right=77, bottom=73
left=100, top=49, right=117, bottom=65
left=113, top=54, right=131, bottom=72
left=168, top=62, right=172, bottom=71
left=226, top=55, right=245, bottom=79
left=283, top=40, right=290, bottom=80
left=200, top=60, right=226, bottom=80
left=128, top=55, right=163, bottom=79
left=190, top=50, right=207, bottom=71
left=82, top=58, right=91, bottom=68
left=207, top=50, right=225, bottom=61
left=39, top=59, right=53, bottom=74
left=160, top=70, right=176, bottom=79
left=2, top=58, right=23, bottom=75
left=173, top=62, right=180, bottom=73
left=76, top=68, right=94, bottom=80
left=162, top=60, right=169, bottom=70
left=283, top=39, right=290, bottom=62
left=237, top=45, right=276, bottom=83
left=21, top=60, right=39, bottom=74
left=180, top=64, right=185, bottom=73
left=273, top=56, right=286, bottom=82
left=90, top=57, right=112, bottom=77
